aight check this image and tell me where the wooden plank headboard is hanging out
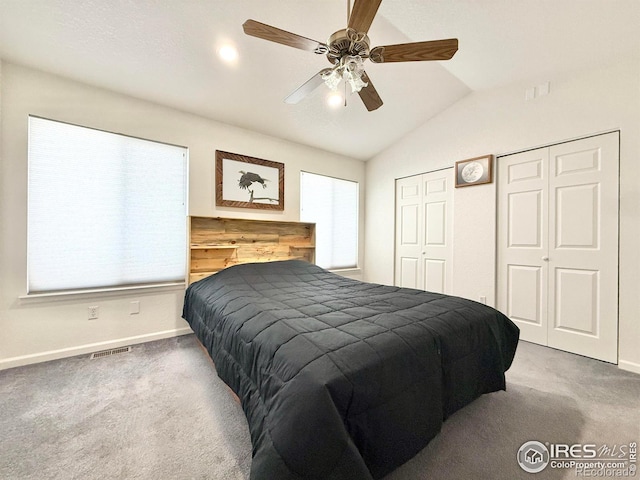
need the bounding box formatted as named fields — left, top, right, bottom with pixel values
left=187, top=216, right=316, bottom=284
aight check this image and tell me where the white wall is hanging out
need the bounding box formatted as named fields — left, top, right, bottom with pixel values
left=365, top=59, right=640, bottom=373
left=0, top=62, right=365, bottom=370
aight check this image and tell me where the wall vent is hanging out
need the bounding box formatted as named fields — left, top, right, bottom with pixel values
left=90, top=346, right=131, bottom=359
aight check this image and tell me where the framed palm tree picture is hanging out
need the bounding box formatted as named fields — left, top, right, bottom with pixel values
left=215, top=150, right=284, bottom=210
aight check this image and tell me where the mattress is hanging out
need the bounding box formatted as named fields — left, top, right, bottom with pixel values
left=182, top=260, right=519, bottom=479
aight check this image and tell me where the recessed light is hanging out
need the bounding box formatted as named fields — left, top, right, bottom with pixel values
left=218, top=45, right=238, bottom=63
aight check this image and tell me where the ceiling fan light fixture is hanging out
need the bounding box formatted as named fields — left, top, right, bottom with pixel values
left=322, top=68, right=342, bottom=91
left=242, top=0, right=457, bottom=111
left=321, top=55, right=368, bottom=94
left=345, top=73, right=367, bottom=93
left=343, top=55, right=368, bottom=93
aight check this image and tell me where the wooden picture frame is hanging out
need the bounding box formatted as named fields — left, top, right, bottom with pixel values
left=215, top=150, right=284, bottom=210
left=455, top=154, right=493, bottom=187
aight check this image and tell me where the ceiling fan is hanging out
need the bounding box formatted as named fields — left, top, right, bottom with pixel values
left=242, top=0, right=458, bottom=111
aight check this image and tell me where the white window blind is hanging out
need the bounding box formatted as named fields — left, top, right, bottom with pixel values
left=27, top=116, right=187, bottom=293
left=300, top=172, right=358, bottom=270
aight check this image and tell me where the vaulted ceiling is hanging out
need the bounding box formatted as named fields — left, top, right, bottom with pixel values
left=1, top=0, right=639, bottom=160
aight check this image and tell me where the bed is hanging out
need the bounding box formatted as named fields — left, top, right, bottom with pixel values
left=182, top=259, right=519, bottom=480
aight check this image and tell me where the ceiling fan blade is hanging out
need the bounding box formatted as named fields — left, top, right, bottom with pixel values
left=284, top=69, right=333, bottom=104
left=348, top=0, right=382, bottom=34
left=358, top=72, right=383, bottom=111
left=369, top=38, right=458, bottom=63
left=243, top=19, right=327, bottom=53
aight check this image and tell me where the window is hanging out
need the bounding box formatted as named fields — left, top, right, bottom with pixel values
left=27, top=116, right=187, bottom=293
left=300, top=172, right=358, bottom=270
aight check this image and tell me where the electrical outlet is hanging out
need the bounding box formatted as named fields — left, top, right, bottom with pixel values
left=479, top=296, right=487, bottom=305
left=537, top=81, right=550, bottom=96
left=525, top=87, right=536, bottom=101
left=88, top=306, right=99, bottom=320
left=130, top=301, right=140, bottom=315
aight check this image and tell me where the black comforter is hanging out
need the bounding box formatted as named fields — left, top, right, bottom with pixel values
left=182, top=260, right=519, bottom=480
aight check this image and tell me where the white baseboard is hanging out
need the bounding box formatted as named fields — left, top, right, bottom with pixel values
left=0, top=327, right=193, bottom=371
left=618, top=359, right=640, bottom=375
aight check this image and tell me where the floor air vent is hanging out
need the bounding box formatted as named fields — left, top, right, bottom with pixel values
left=90, top=346, right=131, bottom=359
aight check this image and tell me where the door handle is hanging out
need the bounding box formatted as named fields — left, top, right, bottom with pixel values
left=542, top=256, right=549, bottom=261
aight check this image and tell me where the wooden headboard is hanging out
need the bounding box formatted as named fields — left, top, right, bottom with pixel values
left=187, top=216, right=316, bottom=284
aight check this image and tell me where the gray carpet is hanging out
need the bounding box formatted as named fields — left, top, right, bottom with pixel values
left=1, top=335, right=638, bottom=480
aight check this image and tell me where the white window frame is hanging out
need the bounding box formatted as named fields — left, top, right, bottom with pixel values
left=300, top=171, right=359, bottom=271
left=26, top=116, right=188, bottom=296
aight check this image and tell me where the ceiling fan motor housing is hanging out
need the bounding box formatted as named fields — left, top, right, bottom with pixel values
left=326, top=28, right=371, bottom=64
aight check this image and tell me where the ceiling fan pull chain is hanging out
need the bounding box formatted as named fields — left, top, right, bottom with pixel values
left=344, top=80, right=347, bottom=107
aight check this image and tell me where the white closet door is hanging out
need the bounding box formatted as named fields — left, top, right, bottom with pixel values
left=395, top=175, right=423, bottom=289
left=497, top=132, right=619, bottom=363
left=497, top=148, right=549, bottom=345
left=421, top=170, right=453, bottom=294
left=547, top=134, right=619, bottom=362
left=395, top=169, right=453, bottom=294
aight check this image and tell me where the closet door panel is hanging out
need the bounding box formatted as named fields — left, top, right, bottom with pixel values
left=498, top=132, right=619, bottom=363
left=421, top=170, right=453, bottom=294
left=395, top=169, right=453, bottom=294
left=547, top=133, right=619, bottom=363
left=497, top=148, right=549, bottom=345
left=395, top=176, right=423, bottom=289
